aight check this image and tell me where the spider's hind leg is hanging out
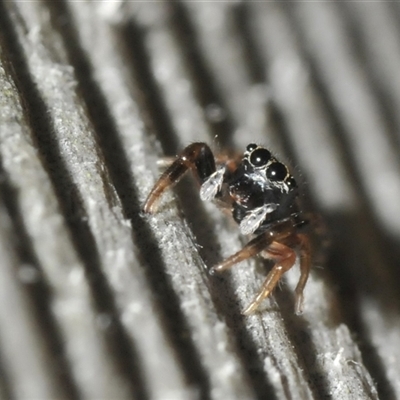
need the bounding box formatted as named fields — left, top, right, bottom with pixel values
left=143, top=142, right=217, bottom=214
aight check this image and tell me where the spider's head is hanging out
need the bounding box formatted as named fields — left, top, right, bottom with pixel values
left=229, top=143, right=297, bottom=211
left=243, top=143, right=297, bottom=191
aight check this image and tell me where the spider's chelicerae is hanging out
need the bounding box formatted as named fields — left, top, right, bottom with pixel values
left=143, top=142, right=311, bottom=315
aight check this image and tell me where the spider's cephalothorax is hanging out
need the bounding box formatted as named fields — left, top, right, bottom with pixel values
left=143, top=142, right=311, bottom=315
left=225, top=143, right=300, bottom=236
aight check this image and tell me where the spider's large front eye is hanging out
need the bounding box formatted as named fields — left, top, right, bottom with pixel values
left=267, top=162, right=287, bottom=181
left=249, top=148, right=271, bottom=167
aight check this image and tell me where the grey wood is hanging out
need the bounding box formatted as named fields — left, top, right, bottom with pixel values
left=0, top=1, right=398, bottom=399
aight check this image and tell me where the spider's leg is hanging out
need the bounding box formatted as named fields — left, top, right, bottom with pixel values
left=242, top=241, right=296, bottom=315
left=143, top=142, right=216, bottom=214
left=210, top=219, right=296, bottom=275
left=209, top=232, right=272, bottom=274
left=200, top=151, right=242, bottom=203
left=156, top=152, right=241, bottom=169
left=294, top=233, right=312, bottom=315
left=156, top=157, right=176, bottom=168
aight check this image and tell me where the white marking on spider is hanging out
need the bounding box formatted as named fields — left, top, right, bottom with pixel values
left=200, top=167, right=226, bottom=201
left=239, top=203, right=278, bottom=235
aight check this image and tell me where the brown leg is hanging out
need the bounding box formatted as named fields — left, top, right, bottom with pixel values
left=143, top=143, right=216, bottom=214
left=294, top=233, right=312, bottom=315
left=242, top=241, right=296, bottom=315
left=209, top=232, right=272, bottom=275
left=157, top=153, right=242, bottom=170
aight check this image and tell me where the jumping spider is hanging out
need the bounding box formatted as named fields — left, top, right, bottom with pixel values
left=143, top=142, right=311, bottom=315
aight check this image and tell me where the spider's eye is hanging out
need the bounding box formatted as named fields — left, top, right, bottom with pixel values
left=286, top=176, right=297, bottom=189
left=267, top=162, right=287, bottom=181
left=249, top=148, right=271, bottom=167
left=246, top=143, right=258, bottom=152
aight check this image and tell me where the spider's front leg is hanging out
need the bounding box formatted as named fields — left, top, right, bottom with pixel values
left=210, top=226, right=308, bottom=315
left=209, top=232, right=284, bottom=314
left=244, top=233, right=311, bottom=315
left=143, top=142, right=223, bottom=214
left=242, top=240, right=296, bottom=315
left=209, top=232, right=273, bottom=275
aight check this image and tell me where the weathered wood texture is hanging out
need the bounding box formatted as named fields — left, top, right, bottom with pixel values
left=0, top=1, right=399, bottom=399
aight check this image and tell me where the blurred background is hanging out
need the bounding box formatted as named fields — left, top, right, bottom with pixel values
left=0, top=1, right=400, bottom=399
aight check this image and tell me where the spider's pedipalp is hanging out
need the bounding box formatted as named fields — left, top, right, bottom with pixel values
left=200, top=167, right=226, bottom=201
left=239, top=203, right=278, bottom=235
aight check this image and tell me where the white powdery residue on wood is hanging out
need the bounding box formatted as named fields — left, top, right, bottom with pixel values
left=314, top=325, right=379, bottom=399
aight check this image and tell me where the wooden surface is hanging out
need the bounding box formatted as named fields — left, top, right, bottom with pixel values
left=1, top=1, right=400, bottom=399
